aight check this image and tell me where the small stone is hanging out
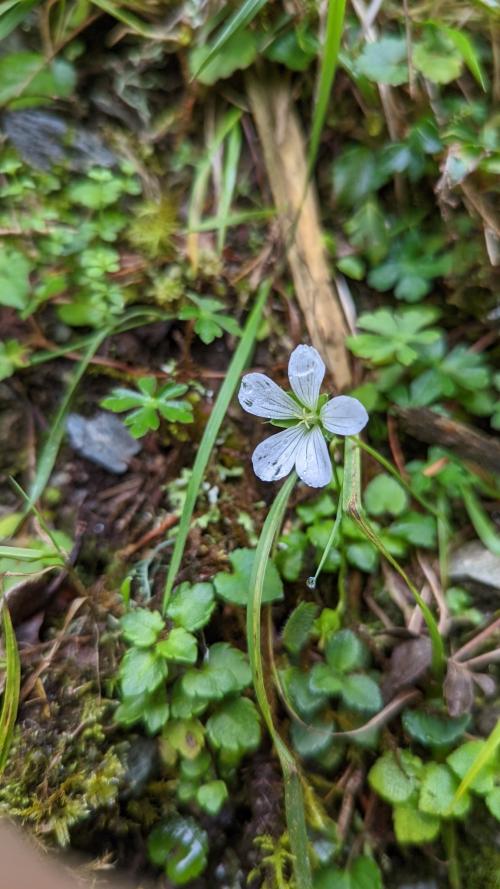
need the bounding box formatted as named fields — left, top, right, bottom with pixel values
left=449, top=541, right=500, bottom=594
left=66, top=412, right=140, bottom=474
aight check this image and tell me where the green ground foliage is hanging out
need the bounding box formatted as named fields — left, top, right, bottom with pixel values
left=0, top=1, right=499, bottom=888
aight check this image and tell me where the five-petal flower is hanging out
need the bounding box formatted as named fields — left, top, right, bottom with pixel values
left=238, top=344, right=368, bottom=488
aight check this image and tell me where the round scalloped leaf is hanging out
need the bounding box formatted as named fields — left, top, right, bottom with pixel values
left=364, top=473, right=408, bottom=517
left=156, top=627, right=198, bottom=665
left=393, top=801, right=440, bottom=845
left=369, top=750, right=423, bottom=804
left=447, top=741, right=496, bottom=796
left=165, top=581, right=215, bottom=631
left=206, top=697, right=261, bottom=758
left=196, top=779, right=228, bottom=815
left=121, top=608, right=165, bottom=647
left=325, top=629, right=368, bottom=673
left=290, top=713, right=335, bottom=760
left=340, top=674, right=382, bottom=714
left=419, top=763, right=470, bottom=818
left=402, top=708, right=470, bottom=748
left=119, top=648, right=166, bottom=697
left=314, top=855, right=383, bottom=889
left=214, top=547, right=283, bottom=605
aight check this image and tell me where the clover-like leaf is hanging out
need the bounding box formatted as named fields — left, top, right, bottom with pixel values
left=213, top=547, right=283, bottom=605
left=121, top=608, right=165, bottom=647
left=119, top=648, right=166, bottom=697
left=369, top=750, right=423, bottom=804
left=347, top=306, right=441, bottom=367
left=179, top=294, right=241, bottom=344
left=364, top=473, right=408, bottom=517
left=181, top=643, right=251, bottom=703
left=165, top=581, right=215, bottom=632
left=156, top=627, right=198, bottom=665
left=206, top=697, right=261, bottom=758
left=101, top=376, right=192, bottom=438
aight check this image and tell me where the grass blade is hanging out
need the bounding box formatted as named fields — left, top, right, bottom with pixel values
left=451, top=718, right=500, bottom=807
left=247, top=471, right=313, bottom=889
left=187, top=108, right=242, bottom=270
left=217, top=122, right=243, bottom=252
left=461, top=484, right=500, bottom=557
left=162, top=279, right=270, bottom=610
left=0, top=605, right=21, bottom=775
left=184, top=207, right=274, bottom=234
left=192, top=0, right=268, bottom=80
left=308, top=0, right=346, bottom=174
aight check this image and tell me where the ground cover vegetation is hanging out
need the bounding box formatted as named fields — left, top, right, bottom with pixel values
left=0, top=1, right=499, bottom=888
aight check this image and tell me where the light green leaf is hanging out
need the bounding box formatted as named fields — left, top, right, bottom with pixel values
left=165, top=581, right=215, bottom=632
left=419, top=763, right=470, bottom=818
left=214, top=547, right=283, bottom=605
left=357, top=36, right=408, bottom=85
left=365, top=473, right=408, bottom=517
left=369, top=750, right=423, bottom=804
left=196, top=779, right=228, bottom=815
left=121, top=609, right=165, bottom=647
left=119, top=648, right=166, bottom=697
left=393, top=801, right=440, bottom=844
left=156, top=627, right=198, bottom=665
left=206, top=697, right=261, bottom=757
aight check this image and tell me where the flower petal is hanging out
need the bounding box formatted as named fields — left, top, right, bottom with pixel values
left=252, top=424, right=307, bottom=482
left=295, top=426, right=332, bottom=488
left=288, top=345, right=325, bottom=409
left=238, top=373, right=301, bottom=419
left=321, top=396, right=368, bottom=436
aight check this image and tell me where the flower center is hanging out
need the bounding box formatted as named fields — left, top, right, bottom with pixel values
left=301, top=408, right=319, bottom=429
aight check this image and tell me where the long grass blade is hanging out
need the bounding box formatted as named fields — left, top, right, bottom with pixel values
left=308, top=0, right=346, bottom=174
left=187, top=108, right=242, bottom=270
left=217, top=122, right=243, bottom=252
left=461, top=484, right=500, bottom=557
left=451, top=718, right=500, bottom=807
left=0, top=605, right=21, bottom=775
left=162, top=279, right=270, bottom=610
left=247, top=471, right=313, bottom=889
left=192, top=0, right=268, bottom=80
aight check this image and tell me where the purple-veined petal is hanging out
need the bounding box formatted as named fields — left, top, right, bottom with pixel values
left=238, top=373, right=302, bottom=419
left=321, top=396, right=368, bottom=436
left=252, top=423, right=307, bottom=482
left=288, top=345, right=325, bottom=409
left=295, top=425, right=332, bottom=488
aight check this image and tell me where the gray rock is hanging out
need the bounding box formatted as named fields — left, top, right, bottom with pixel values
left=3, top=109, right=116, bottom=171
left=66, top=412, right=140, bottom=473
left=449, top=541, right=500, bottom=593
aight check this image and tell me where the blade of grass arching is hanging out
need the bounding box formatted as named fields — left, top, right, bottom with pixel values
left=184, top=207, right=275, bottom=234
left=308, top=0, right=346, bottom=175
left=162, top=279, right=271, bottom=610
left=343, top=437, right=445, bottom=680
left=248, top=471, right=313, bottom=889
left=90, top=0, right=162, bottom=38
left=461, top=484, right=500, bottom=557
left=187, top=107, right=242, bottom=270
left=451, top=718, right=500, bottom=808
left=217, top=122, right=242, bottom=252
left=192, top=0, right=268, bottom=80
left=0, top=605, right=21, bottom=775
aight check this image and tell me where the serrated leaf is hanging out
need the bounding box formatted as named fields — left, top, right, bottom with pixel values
left=369, top=750, right=423, bottom=804
left=165, top=581, right=215, bottom=631
left=447, top=741, right=496, bottom=796
left=121, top=608, right=164, bottom=647
left=181, top=643, right=251, bottom=702
left=119, top=648, right=166, bottom=697
left=156, top=627, right=198, bottom=665
left=213, top=547, right=283, bottom=605
left=393, top=801, right=440, bottom=844
left=340, top=674, right=382, bottom=713
left=419, top=763, right=470, bottom=818
left=357, top=36, right=409, bottom=85
left=282, top=601, right=319, bottom=655
left=325, top=629, right=368, bottom=673
left=206, top=697, right=261, bottom=757
left=402, top=708, right=470, bottom=749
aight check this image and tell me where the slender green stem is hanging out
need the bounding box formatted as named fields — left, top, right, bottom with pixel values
left=311, top=492, right=343, bottom=585
left=248, top=471, right=313, bottom=889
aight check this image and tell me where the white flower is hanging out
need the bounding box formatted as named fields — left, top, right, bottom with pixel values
left=238, top=344, right=368, bottom=488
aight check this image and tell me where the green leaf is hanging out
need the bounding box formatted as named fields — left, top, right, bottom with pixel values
left=162, top=718, right=205, bottom=759
left=196, top=779, right=228, bottom=815
left=0, top=246, right=32, bottom=310
left=191, top=28, right=259, bottom=85
left=340, top=674, right=382, bottom=713
left=191, top=0, right=266, bottom=80
left=364, top=473, right=408, bottom=517
left=314, top=856, right=383, bottom=889
left=308, top=0, right=346, bottom=174
left=119, top=648, right=166, bottom=697
left=402, top=709, right=470, bottom=749
left=0, top=52, right=75, bottom=107
left=143, top=687, right=170, bottom=734
left=121, top=609, right=164, bottom=647
left=282, top=667, right=328, bottom=719
left=325, top=629, right=368, bottom=673
left=393, top=801, right=440, bottom=845
left=437, top=24, right=486, bottom=89
left=291, top=713, right=335, bottom=760
left=413, top=29, right=463, bottom=84
left=0, top=339, right=29, bottom=381
left=147, top=816, right=208, bottom=884
left=265, top=27, right=318, bottom=72
left=165, top=581, right=215, bottom=632
left=461, top=485, right=500, bottom=557
left=275, top=529, right=307, bottom=582
left=282, top=601, right=319, bottom=655
left=213, top=547, right=283, bottom=605
left=181, top=642, right=251, bottom=702
left=447, top=741, right=496, bottom=796
left=345, top=198, right=390, bottom=265
left=297, top=491, right=337, bottom=524
left=347, top=306, right=441, bottom=367
left=486, top=787, right=500, bottom=821
left=388, top=512, right=437, bottom=548
left=179, top=295, right=242, bottom=343
left=0, top=606, right=20, bottom=775
left=419, top=763, right=470, bottom=818
left=206, top=697, right=261, bottom=758
left=333, top=145, right=381, bottom=209
left=357, top=36, right=409, bottom=85
left=346, top=541, right=379, bottom=573
left=156, top=627, right=198, bottom=665
left=309, top=663, right=344, bottom=696
left=369, top=750, right=423, bottom=804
